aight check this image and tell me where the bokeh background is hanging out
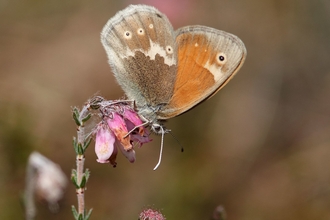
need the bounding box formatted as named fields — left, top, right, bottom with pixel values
left=1, top=0, right=330, bottom=219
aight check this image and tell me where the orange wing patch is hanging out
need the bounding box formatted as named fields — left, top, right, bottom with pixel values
left=160, top=33, right=217, bottom=118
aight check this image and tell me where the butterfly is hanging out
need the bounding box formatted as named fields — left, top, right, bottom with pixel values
left=101, top=4, right=246, bottom=169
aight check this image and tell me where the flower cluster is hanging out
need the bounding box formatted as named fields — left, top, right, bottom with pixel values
left=139, top=208, right=166, bottom=220
left=94, top=104, right=151, bottom=167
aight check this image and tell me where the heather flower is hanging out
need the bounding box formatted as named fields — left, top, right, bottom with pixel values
left=107, top=112, right=132, bottom=151
left=95, top=123, right=115, bottom=164
left=95, top=104, right=152, bottom=166
left=139, top=208, right=166, bottom=220
left=122, top=108, right=145, bottom=135
left=124, top=118, right=152, bottom=147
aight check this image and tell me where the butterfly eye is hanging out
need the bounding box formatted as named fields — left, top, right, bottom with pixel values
left=166, top=45, right=173, bottom=54
left=124, top=31, right=132, bottom=39
left=216, top=52, right=227, bottom=65
left=137, top=28, right=145, bottom=35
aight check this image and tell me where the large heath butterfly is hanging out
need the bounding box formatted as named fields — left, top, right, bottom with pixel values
left=101, top=5, right=246, bottom=168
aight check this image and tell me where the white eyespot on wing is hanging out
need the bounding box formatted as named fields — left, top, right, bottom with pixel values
left=147, top=40, right=176, bottom=66
left=166, top=45, right=173, bottom=54
left=124, top=31, right=132, bottom=39
left=137, top=28, right=145, bottom=35
left=216, top=52, right=227, bottom=65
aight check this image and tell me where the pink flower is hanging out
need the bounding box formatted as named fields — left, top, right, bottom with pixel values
left=123, top=107, right=152, bottom=146
left=107, top=112, right=132, bottom=151
left=124, top=119, right=152, bottom=147
left=95, top=105, right=152, bottom=166
left=139, top=208, right=166, bottom=220
left=123, top=108, right=145, bottom=135
left=95, top=123, right=115, bottom=164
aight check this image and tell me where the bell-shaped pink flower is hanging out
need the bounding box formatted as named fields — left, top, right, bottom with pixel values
left=123, top=107, right=152, bottom=146
left=95, top=123, right=115, bottom=163
left=123, top=108, right=145, bottom=135
left=107, top=113, right=132, bottom=151
left=95, top=103, right=153, bottom=167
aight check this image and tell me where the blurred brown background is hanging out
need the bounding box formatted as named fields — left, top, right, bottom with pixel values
left=1, top=0, right=330, bottom=219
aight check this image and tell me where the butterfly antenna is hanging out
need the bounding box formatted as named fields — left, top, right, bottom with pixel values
left=169, top=131, right=184, bottom=152
left=153, top=126, right=165, bottom=171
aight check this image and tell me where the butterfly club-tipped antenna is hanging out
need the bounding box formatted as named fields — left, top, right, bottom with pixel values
left=168, top=131, right=184, bottom=153
left=153, top=126, right=185, bottom=170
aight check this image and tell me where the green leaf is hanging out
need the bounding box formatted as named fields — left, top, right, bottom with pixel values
left=78, top=214, right=83, bottom=220
left=72, top=169, right=77, bottom=176
left=73, top=108, right=81, bottom=126
left=77, top=143, right=84, bottom=155
left=71, top=170, right=79, bottom=188
left=83, top=137, right=92, bottom=151
left=84, top=169, right=90, bottom=181
left=81, top=113, right=91, bottom=123
left=73, top=137, right=79, bottom=154
left=71, top=205, right=79, bottom=219
left=84, top=208, right=93, bottom=220
left=80, top=174, right=87, bottom=188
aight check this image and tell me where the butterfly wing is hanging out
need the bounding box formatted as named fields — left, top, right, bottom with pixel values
left=101, top=5, right=178, bottom=108
left=158, top=25, right=247, bottom=120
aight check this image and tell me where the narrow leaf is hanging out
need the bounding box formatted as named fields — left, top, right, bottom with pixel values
left=72, top=108, right=81, bottom=126
left=77, top=143, right=84, bottom=155
left=81, top=113, right=92, bottom=123
left=73, top=137, right=79, bottom=154
left=80, top=175, right=87, bottom=188
left=71, top=205, right=79, bottom=219
left=83, top=137, right=92, bottom=151
left=71, top=170, right=79, bottom=188
left=84, top=169, right=90, bottom=181
left=84, top=208, right=93, bottom=220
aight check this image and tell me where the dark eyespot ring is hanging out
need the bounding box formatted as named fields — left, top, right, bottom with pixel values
left=124, top=31, right=132, bottom=39
left=166, top=46, right=173, bottom=54
left=137, top=28, right=144, bottom=35
left=216, top=52, right=227, bottom=64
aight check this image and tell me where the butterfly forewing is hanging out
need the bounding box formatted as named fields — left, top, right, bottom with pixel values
left=157, top=26, right=247, bottom=119
left=101, top=5, right=178, bottom=108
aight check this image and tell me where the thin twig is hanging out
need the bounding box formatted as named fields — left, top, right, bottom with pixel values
left=71, top=102, right=93, bottom=219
